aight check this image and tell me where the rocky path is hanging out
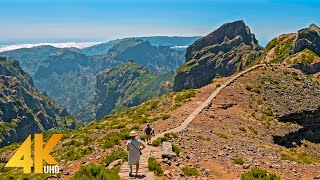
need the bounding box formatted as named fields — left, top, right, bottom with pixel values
left=118, top=64, right=265, bottom=179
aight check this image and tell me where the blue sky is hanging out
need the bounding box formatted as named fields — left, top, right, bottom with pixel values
left=0, top=0, right=319, bottom=46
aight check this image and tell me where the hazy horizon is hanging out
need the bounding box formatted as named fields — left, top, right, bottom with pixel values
left=1, top=0, right=319, bottom=49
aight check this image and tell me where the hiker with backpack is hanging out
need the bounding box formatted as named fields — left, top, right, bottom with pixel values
left=127, top=131, right=146, bottom=177
left=144, top=122, right=154, bottom=145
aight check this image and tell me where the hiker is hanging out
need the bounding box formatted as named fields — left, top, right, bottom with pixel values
left=127, top=131, right=146, bottom=177
left=144, top=122, right=154, bottom=145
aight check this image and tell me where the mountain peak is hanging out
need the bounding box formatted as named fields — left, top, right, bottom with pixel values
left=185, top=20, right=261, bottom=61
left=174, top=21, right=262, bottom=91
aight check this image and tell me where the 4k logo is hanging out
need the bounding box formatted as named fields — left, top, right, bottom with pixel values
left=5, top=134, right=62, bottom=173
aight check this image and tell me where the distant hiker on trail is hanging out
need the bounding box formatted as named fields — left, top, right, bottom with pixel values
left=127, top=131, right=146, bottom=177
left=144, top=122, right=154, bottom=145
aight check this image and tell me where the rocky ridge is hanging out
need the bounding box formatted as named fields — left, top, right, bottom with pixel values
left=0, top=57, right=77, bottom=147
left=173, top=20, right=262, bottom=91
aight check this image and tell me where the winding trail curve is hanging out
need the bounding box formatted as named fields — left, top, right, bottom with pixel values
left=118, top=64, right=266, bottom=179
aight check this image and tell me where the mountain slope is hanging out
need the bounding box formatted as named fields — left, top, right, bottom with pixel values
left=108, top=39, right=185, bottom=73
left=173, top=20, right=262, bottom=91
left=0, top=57, right=77, bottom=147
left=33, top=49, right=114, bottom=122
left=81, top=36, right=200, bottom=56
left=0, top=45, right=59, bottom=76
left=95, top=61, right=173, bottom=120
left=262, top=24, right=320, bottom=74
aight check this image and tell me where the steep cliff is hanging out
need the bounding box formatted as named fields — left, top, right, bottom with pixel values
left=173, top=20, right=262, bottom=91
left=95, top=61, right=173, bottom=120
left=0, top=57, right=77, bottom=147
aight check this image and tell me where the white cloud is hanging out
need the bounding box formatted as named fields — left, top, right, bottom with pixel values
left=0, top=42, right=103, bottom=53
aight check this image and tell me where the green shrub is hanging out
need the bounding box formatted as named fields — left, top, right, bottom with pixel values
left=262, top=109, right=273, bottom=116
left=172, top=144, right=180, bottom=156
left=164, top=132, right=178, bottom=138
left=216, top=84, right=221, bottom=88
left=245, top=85, right=253, bottom=91
left=103, top=140, right=116, bottom=149
left=161, top=114, right=171, bottom=120
left=140, top=135, right=147, bottom=141
left=239, top=127, right=246, bottom=132
left=248, top=126, right=258, bottom=134
left=102, top=149, right=128, bottom=166
left=72, top=164, right=120, bottom=180
left=196, top=135, right=210, bottom=141
left=233, top=158, right=245, bottom=165
left=175, top=89, right=196, bottom=104
left=217, top=133, right=229, bottom=139
left=148, top=157, right=163, bottom=176
left=182, top=167, right=200, bottom=176
left=151, top=137, right=168, bottom=147
left=251, top=87, right=261, bottom=94
left=240, top=167, right=280, bottom=180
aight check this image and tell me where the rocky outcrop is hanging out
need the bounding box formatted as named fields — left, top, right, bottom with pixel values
left=0, top=57, right=77, bottom=147
left=173, top=20, right=262, bottom=91
left=95, top=61, right=173, bottom=120
left=262, top=24, right=320, bottom=74
left=290, top=24, right=320, bottom=56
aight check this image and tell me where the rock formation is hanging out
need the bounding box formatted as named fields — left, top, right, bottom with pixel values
left=173, top=20, right=262, bottom=91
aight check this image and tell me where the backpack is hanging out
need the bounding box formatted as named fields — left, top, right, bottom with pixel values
left=145, top=126, right=153, bottom=135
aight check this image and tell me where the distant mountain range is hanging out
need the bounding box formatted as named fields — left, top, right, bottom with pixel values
left=0, top=36, right=197, bottom=122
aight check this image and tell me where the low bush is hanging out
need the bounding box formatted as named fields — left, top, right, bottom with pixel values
left=245, top=85, right=253, bottom=91
left=239, top=127, right=246, bottom=132
left=102, top=149, right=128, bottom=166
left=72, top=164, right=120, bottom=180
left=248, top=126, right=258, bottom=134
left=233, top=158, right=245, bottom=165
left=151, top=137, right=168, bottom=147
left=172, top=144, right=180, bottom=156
left=148, top=157, right=163, bottom=176
left=164, top=132, right=178, bottom=138
left=240, top=167, right=280, bottom=180
left=161, top=114, right=171, bottom=120
left=182, top=167, right=200, bottom=176
left=217, top=133, right=229, bottom=139
left=196, top=135, right=210, bottom=141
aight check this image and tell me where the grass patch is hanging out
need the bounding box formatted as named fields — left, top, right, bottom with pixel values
left=148, top=157, right=163, bottom=176
left=233, top=158, right=245, bottom=165
left=245, top=85, right=253, bottom=91
left=217, top=133, right=229, bottom=139
left=280, top=149, right=320, bottom=164
left=239, top=127, right=246, bottom=132
left=102, top=149, right=128, bottom=166
left=182, top=167, right=200, bottom=176
left=172, top=144, right=180, bottom=156
left=151, top=137, right=168, bottom=147
left=72, top=164, right=120, bottom=180
left=196, top=135, right=210, bottom=141
left=241, top=167, right=280, bottom=180
left=248, top=126, right=258, bottom=134
left=164, top=132, right=178, bottom=138
left=161, top=114, right=171, bottom=120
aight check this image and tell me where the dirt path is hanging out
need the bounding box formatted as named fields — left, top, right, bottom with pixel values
left=118, top=64, right=264, bottom=180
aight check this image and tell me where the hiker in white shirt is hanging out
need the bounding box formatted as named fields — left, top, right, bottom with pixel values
left=127, top=131, right=146, bottom=177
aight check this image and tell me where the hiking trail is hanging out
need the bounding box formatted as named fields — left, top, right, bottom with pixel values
left=118, top=64, right=266, bottom=179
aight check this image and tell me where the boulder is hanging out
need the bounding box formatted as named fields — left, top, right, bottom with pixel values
left=162, top=142, right=177, bottom=159
left=107, top=159, right=123, bottom=169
